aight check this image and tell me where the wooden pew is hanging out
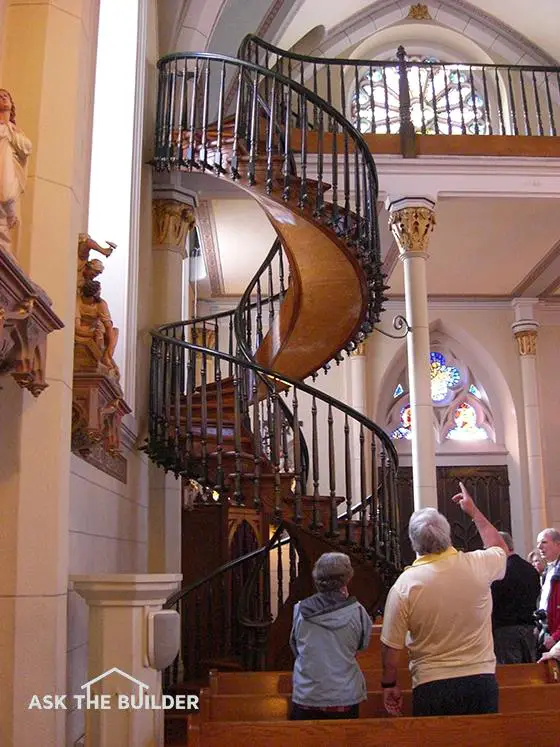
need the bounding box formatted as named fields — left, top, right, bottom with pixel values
left=209, top=660, right=560, bottom=694
left=197, top=682, right=560, bottom=721
left=186, top=711, right=560, bottom=747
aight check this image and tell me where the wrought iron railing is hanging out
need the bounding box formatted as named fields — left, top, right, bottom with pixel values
left=147, top=332, right=399, bottom=542
left=239, top=35, right=560, bottom=146
left=155, top=51, right=386, bottom=343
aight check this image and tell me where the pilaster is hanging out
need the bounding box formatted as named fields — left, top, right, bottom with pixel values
left=512, top=298, right=547, bottom=536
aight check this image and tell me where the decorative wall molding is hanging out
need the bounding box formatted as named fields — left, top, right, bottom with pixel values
left=196, top=201, right=225, bottom=296
left=0, top=247, right=64, bottom=396
left=303, top=154, right=560, bottom=201
left=313, top=0, right=557, bottom=66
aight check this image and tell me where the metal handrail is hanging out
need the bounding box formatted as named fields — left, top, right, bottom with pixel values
left=150, top=331, right=398, bottom=466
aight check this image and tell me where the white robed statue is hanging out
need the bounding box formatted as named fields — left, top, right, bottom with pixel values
left=0, top=88, right=32, bottom=253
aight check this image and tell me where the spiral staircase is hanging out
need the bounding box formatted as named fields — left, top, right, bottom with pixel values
left=146, top=42, right=402, bottom=687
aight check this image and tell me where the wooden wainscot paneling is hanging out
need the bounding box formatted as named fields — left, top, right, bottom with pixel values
left=0, top=246, right=63, bottom=395
left=71, top=234, right=130, bottom=482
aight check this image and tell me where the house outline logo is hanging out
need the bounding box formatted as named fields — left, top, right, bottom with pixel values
left=81, top=668, right=149, bottom=694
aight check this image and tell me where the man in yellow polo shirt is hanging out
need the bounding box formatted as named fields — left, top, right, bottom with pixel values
left=380, top=483, right=508, bottom=717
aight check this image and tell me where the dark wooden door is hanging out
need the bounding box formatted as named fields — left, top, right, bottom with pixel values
left=396, top=465, right=511, bottom=567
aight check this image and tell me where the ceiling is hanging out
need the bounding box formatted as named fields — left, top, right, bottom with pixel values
left=277, top=1, right=560, bottom=61
left=198, top=194, right=560, bottom=302
left=385, top=197, right=560, bottom=297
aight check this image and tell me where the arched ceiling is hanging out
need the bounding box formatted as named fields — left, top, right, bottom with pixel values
left=277, top=0, right=560, bottom=62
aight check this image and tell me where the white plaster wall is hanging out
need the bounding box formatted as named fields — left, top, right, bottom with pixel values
left=535, top=319, right=560, bottom=528
left=66, top=449, right=149, bottom=746
left=364, top=303, right=532, bottom=554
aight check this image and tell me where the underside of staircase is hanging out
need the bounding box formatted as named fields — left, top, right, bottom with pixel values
left=147, top=45, right=401, bottom=688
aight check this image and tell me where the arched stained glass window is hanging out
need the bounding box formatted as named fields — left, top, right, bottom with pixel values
left=351, top=57, right=488, bottom=135
left=386, top=343, right=493, bottom=445
left=430, top=351, right=461, bottom=402
left=391, top=404, right=412, bottom=440
left=446, top=402, right=489, bottom=441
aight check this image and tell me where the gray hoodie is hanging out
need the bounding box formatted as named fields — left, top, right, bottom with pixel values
left=290, top=591, right=373, bottom=707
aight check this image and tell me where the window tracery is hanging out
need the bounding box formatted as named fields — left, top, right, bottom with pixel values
left=387, top=346, right=493, bottom=444
left=351, top=57, right=488, bottom=135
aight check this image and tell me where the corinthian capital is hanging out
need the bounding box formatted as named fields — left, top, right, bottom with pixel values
left=152, top=199, right=196, bottom=256
left=386, top=196, right=436, bottom=256
left=512, top=321, right=539, bottom=357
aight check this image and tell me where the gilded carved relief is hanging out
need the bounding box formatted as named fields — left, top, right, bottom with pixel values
left=72, top=234, right=130, bottom=480
left=0, top=247, right=63, bottom=395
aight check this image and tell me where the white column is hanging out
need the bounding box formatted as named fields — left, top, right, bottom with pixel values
left=347, top=342, right=367, bottom=505
left=387, top=197, right=437, bottom=509
left=148, top=193, right=196, bottom=574
left=511, top=299, right=547, bottom=536
left=71, top=574, right=181, bottom=747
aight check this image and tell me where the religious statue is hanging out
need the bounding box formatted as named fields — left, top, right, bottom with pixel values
left=0, top=89, right=32, bottom=254
left=74, top=234, right=120, bottom=380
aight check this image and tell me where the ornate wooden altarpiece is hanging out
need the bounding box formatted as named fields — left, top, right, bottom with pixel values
left=0, top=246, right=63, bottom=396
left=71, top=234, right=130, bottom=482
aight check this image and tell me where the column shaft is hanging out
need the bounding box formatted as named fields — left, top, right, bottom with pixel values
left=402, top=253, right=437, bottom=508
left=512, top=317, right=547, bottom=537
left=387, top=197, right=437, bottom=510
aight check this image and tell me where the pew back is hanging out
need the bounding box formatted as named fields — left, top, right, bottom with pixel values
left=186, top=711, right=560, bottom=747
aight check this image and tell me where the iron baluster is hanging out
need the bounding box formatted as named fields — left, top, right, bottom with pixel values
left=232, top=362, right=244, bottom=505
left=469, top=66, right=479, bottom=135
left=482, top=67, right=492, bottom=135
left=327, top=405, right=339, bottom=539
left=231, top=66, right=243, bottom=178
left=429, top=64, right=439, bottom=134
left=368, top=65, right=377, bottom=134
left=519, top=69, right=531, bottom=135
left=532, top=70, right=544, bottom=136
left=359, top=425, right=367, bottom=549
left=310, top=395, right=320, bottom=530
left=456, top=65, right=467, bottom=135
left=248, top=73, right=259, bottom=185
left=291, top=389, right=303, bottom=525
left=343, top=414, right=352, bottom=544
left=544, top=72, right=556, bottom=136
left=507, top=67, right=519, bottom=135
left=252, top=371, right=261, bottom=511
left=417, top=64, right=426, bottom=134
left=200, top=61, right=211, bottom=169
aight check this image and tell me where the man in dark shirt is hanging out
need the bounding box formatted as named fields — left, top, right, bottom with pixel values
left=491, top=532, right=541, bottom=664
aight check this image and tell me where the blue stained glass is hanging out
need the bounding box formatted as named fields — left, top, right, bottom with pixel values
left=430, top=351, right=461, bottom=402
left=393, top=383, right=404, bottom=398
left=469, top=384, right=482, bottom=398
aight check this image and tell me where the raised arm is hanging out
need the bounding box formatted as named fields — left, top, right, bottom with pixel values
left=451, top=483, right=508, bottom=553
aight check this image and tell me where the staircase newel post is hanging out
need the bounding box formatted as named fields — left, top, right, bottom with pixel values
left=396, top=46, right=416, bottom=158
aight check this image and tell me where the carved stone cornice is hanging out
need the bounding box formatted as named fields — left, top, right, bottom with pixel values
left=0, top=247, right=64, bottom=395
left=388, top=203, right=436, bottom=257
left=152, top=199, right=196, bottom=256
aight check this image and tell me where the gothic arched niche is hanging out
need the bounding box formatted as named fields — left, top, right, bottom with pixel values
left=383, top=329, right=498, bottom=449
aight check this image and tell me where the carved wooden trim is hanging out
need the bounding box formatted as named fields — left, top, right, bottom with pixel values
left=0, top=247, right=63, bottom=396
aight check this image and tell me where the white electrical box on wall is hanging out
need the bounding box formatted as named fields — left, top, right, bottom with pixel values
left=146, top=609, right=180, bottom=670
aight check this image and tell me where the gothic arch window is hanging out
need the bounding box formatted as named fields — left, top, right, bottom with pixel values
left=351, top=56, right=488, bottom=135
left=387, top=348, right=494, bottom=444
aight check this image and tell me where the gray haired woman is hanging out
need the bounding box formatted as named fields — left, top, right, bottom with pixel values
left=290, top=552, right=372, bottom=720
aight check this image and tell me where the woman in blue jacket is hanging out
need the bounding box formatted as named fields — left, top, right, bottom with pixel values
left=290, top=552, right=372, bottom=720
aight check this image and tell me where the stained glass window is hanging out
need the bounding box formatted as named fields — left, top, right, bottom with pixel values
left=446, top=402, right=488, bottom=441
left=469, top=384, right=482, bottom=398
left=430, top=352, right=461, bottom=403
left=351, top=58, right=488, bottom=136
left=391, top=404, right=412, bottom=440
left=393, top=383, right=404, bottom=398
